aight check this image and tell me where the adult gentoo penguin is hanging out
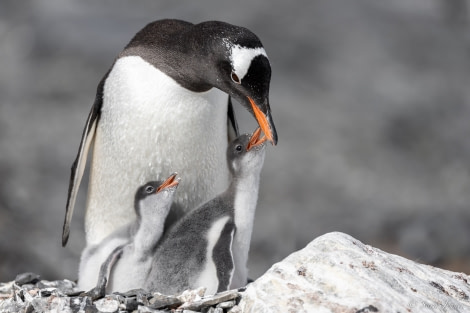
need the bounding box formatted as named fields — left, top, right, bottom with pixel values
left=144, top=128, right=267, bottom=294
left=62, top=19, right=277, bottom=246
left=78, top=173, right=179, bottom=292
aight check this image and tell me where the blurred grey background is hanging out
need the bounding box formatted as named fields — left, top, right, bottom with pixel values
left=1, top=0, right=470, bottom=282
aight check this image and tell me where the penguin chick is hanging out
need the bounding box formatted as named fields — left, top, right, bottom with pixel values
left=78, top=174, right=179, bottom=292
left=145, top=128, right=267, bottom=295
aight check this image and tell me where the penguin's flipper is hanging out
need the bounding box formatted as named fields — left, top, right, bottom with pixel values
left=227, top=96, right=240, bottom=142
left=62, top=102, right=100, bottom=247
left=83, top=245, right=124, bottom=300
left=215, top=221, right=236, bottom=293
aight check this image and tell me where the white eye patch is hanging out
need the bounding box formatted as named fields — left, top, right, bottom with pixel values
left=230, top=45, right=268, bottom=81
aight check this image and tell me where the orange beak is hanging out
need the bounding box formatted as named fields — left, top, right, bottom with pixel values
left=157, top=173, right=179, bottom=192
left=247, top=127, right=267, bottom=151
left=248, top=97, right=275, bottom=145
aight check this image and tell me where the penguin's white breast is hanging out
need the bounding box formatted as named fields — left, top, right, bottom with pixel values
left=86, top=56, right=229, bottom=243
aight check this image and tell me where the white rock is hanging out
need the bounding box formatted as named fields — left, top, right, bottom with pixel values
left=48, top=296, right=72, bottom=313
left=177, top=287, right=206, bottom=303
left=237, top=232, right=470, bottom=313
left=137, top=305, right=167, bottom=313
left=95, top=297, right=120, bottom=312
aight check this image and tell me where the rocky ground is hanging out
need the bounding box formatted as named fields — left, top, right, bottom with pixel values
left=1, top=0, right=470, bottom=283
left=1, top=233, right=469, bottom=313
left=0, top=273, right=242, bottom=313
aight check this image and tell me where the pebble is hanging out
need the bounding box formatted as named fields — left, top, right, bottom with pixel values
left=14, top=273, right=40, bottom=286
left=148, top=293, right=182, bottom=309
left=216, top=300, right=235, bottom=309
left=95, top=297, right=121, bottom=312
left=180, top=290, right=240, bottom=311
left=177, top=287, right=206, bottom=303
left=137, top=305, right=168, bottom=313
left=227, top=305, right=242, bottom=313
left=0, top=273, right=242, bottom=313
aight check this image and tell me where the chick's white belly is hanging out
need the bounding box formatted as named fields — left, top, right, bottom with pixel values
left=78, top=237, right=128, bottom=291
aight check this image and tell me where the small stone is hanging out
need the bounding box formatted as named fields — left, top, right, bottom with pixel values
left=202, top=307, right=215, bottom=313
left=37, top=279, right=76, bottom=295
left=30, top=298, right=48, bottom=313
left=0, top=297, right=21, bottom=313
left=70, top=296, right=94, bottom=313
left=214, top=308, right=223, bottom=313
left=177, top=287, right=206, bottom=303
left=137, top=291, right=152, bottom=306
left=48, top=296, right=71, bottom=313
left=39, top=288, right=57, bottom=297
left=22, top=289, right=34, bottom=302
left=14, top=273, right=41, bottom=286
left=95, top=297, right=120, bottom=313
left=216, top=300, right=235, bottom=309
left=13, top=288, right=25, bottom=303
left=227, top=305, right=242, bottom=313
left=122, top=296, right=139, bottom=311
left=24, top=303, right=35, bottom=313
left=115, top=288, right=149, bottom=298
left=20, top=284, right=36, bottom=292
left=180, top=290, right=239, bottom=311
left=148, top=293, right=182, bottom=309
left=0, top=281, right=14, bottom=294
left=137, top=304, right=169, bottom=313
left=111, top=293, right=134, bottom=311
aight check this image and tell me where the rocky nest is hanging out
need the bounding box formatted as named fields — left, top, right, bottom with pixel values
left=0, top=273, right=241, bottom=313
left=2, top=232, right=470, bottom=313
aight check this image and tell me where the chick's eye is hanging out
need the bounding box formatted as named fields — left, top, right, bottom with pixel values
left=231, top=72, right=241, bottom=84
left=235, top=145, right=243, bottom=152
left=145, top=186, right=154, bottom=193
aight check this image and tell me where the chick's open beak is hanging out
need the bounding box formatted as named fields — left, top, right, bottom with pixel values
left=157, top=173, right=179, bottom=192
left=247, top=127, right=268, bottom=151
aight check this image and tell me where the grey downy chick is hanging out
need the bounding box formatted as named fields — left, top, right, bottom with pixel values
left=78, top=173, right=179, bottom=294
left=145, top=128, right=267, bottom=295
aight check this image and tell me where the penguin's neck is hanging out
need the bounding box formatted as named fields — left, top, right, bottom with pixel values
left=132, top=199, right=169, bottom=256
left=230, top=172, right=261, bottom=251
left=228, top=167, right=264, bottom=288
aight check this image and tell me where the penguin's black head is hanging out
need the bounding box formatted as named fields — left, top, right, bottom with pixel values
left=192, top=21, right=277, bottom=145
left=134, top=173, right=180, bottom=219
left=227, top=128, right=266, bottom=177
left=121, top=19, right=277, bottom=145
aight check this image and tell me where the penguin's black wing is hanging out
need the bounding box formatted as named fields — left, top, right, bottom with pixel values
left=214, top=220, right=236, bottom=292
left=83, top=244, right=124, bottom=300
left=62, top=76, right=106, bottom=246
left=227, top=96, right=240, bottom=142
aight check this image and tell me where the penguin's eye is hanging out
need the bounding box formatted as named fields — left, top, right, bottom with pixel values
left=231, top=72, right=241, bottom=84
left=145, top=186, right=154, bottom=194
left=235, top=145, right=243, bottom=152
